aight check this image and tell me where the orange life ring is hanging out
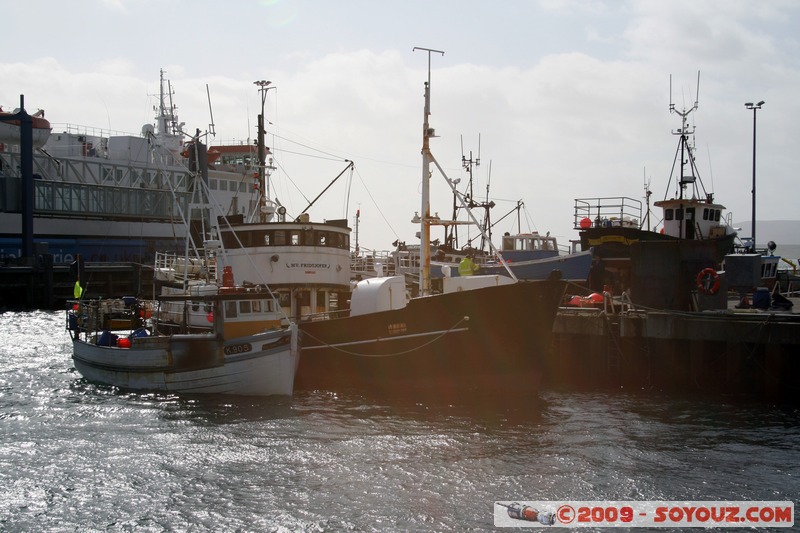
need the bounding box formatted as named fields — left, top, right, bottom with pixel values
left=696, top=268, right=720, bottom=295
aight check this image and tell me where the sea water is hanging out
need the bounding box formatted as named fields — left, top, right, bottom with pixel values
left=1, top=311, right=798, bottom=531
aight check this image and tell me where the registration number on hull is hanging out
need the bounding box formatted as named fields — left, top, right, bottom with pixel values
left=224, top=343, right=252, bottom=356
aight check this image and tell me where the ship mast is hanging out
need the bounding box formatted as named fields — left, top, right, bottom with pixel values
left=413, top=46, right=444, bottom=296
left=151, top=69, right=185, bottom=164
left=668, top=71, right=705, bottom=202
left=254, top=80, right=276, bottom=223
left=412, top=47, right=516, bottom=293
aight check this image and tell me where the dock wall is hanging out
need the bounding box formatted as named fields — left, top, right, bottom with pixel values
left=549, top=308, right=799, bottom=403
left=1, top=258, right=152, bottom=310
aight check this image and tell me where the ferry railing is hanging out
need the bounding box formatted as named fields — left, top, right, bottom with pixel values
left=0, top=174, right=189, bottom=221
left=20, top=145, right=190, bottom=189
left=49, top=123, right=135, bottom=140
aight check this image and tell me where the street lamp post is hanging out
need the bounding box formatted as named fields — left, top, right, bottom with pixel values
left=744, top=100, right=764, bottom=253
left=254, top=80, right=275, bottom=222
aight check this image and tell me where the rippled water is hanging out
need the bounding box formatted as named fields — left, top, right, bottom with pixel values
left=1, top=311, right=798, bottom=531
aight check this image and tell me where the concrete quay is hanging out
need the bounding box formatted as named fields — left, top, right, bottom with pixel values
left=548, top=297, right=800, bottom=403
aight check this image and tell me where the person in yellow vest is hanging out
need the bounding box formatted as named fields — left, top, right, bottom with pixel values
left=458, top=252, right=479, bottom=276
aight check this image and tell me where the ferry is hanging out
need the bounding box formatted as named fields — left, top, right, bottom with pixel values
left=0, top=71, right=268, bottom=266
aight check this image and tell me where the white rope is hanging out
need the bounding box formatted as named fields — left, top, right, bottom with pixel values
left=300, top=316, right=470, bottom=357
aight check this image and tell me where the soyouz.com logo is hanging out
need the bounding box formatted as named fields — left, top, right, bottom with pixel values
left=494, top=501, right=794, bottom=528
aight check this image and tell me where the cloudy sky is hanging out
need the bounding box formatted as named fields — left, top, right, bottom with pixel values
left=3, top=0, right=799, bottom=251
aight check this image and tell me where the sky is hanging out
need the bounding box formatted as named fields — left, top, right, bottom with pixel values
left=3, top=0, right=800, bottom=252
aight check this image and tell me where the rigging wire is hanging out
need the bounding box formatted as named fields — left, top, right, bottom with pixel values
left=351, top=165, right=400, bottom=242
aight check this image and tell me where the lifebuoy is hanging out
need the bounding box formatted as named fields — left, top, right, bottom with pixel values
left=696, top=267, right=720, bottom=295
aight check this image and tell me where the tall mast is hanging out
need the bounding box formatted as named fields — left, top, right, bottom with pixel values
left=254, top=80, right=275, bottom=222
left=151, top=69, right=185, bottom=163
left=413, top=46, right=444, bottom=296
left=156, top=69, right=178, bottom=137
left=668, top=71, right=701, bottom=201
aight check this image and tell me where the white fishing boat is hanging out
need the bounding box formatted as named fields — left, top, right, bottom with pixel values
left=65, top=113, right=301, bottom=396
left=66, top=205, right=300, bottom=396
left=67, top=291, right=298, bottom=396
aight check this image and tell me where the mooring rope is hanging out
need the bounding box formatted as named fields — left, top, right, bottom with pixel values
left=299, top=315, right=470, bottom=357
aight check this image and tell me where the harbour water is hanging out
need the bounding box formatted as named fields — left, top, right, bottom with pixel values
left=1, top=311, right=798, bottom=531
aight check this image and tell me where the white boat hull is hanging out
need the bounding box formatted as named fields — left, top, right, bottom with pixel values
left=71, top=326, right=298, bottom=396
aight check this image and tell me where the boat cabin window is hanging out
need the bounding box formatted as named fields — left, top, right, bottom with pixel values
left=714, top=210, right=721, bottom=222
left=220, top=228, right=349, bottom=250
left=239, top=301, right=251, bottom=314
left=516, top=238, right=533, bottom=251
left=209, top=179, right=217, bottom=190
left=225, top=301, right=238, bottom=318
left=252, top=300, right=261, bottom=313
left=665, top=209, right=674, bottom=221
left=704, top=208, right=718, bottom=221
left=675, top=208, right=683, bottom=220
